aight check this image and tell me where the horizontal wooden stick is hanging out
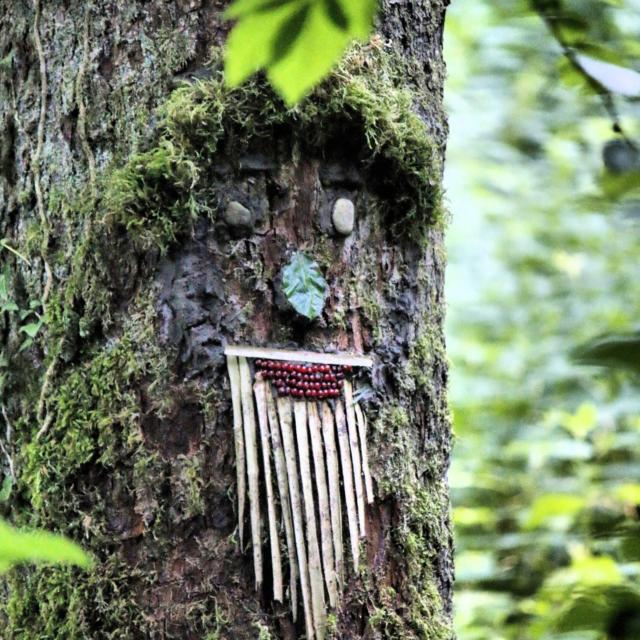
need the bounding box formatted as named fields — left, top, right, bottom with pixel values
left=224, top=345, right=372, bottom=368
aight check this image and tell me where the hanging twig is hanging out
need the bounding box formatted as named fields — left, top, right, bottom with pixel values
left=277, top=396, right=315, bottom=640
left=531, top=0, right=635, bottom=144
left=354, top=403, right=374, bottom=505
left=238, top=357, right=262, bottom=590
left=293, top=400, right=326, bottom=640
left=344, top=381, right=366, bottom=538
left=321, top=401, right=344, bottom=588
left=75, top=7, right=97, bottom=196
left=31, top=0, right=53, bottom=310
left=226, top=355, right=246, bottom=547
left=266, top=388, right=298, bottom=619
left=335, top=400, right=360, bottom=571
left=308, top=402, right=337, bottom=608
left=0, top=405, right=15, bottom=481
left=254, top=379, right=283, bottom=602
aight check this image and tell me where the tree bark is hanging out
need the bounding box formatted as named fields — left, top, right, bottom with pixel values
left=0, top=1, right=453, bottom=638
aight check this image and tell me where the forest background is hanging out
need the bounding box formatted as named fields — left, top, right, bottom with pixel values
left=446, top=1, right=640, bottom=638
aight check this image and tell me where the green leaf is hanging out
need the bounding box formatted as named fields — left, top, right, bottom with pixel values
left=525, top=493, right=585, bottom=529
left=267, top=0, right=354, bottom=104
left=0, top=301, right=19, bottom=313
left=0, top=519, right=92, bottom=573
left=281, top=252, right=327, bottom=319
left=0, top=475, right=12, bottom=503
left=20, top=321, right=42, bottom=339
left=18, top=338, right=33, bottom=353
left=572, top=331, right=640, bottom=372
left=575, top=53, right=640, bottom=97
left=224, top=0, right=377, bottom=104
left=224, top=0, right=304, bottom=88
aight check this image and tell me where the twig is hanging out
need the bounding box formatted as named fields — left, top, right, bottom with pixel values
left=308, top=402, right=337, bottom=608
left=532, top=0, right=635, bottom=144
left=224, top=345, right=372, bottom=368
left=32, top=0, right=53, bottom=310
left=266, top=387, right=299, bottom=619
left=226, top=355, right=246, bottom=547
left=254, top=379, right=283, bottom=602
left=335, top=400, right=360, bottom=571
left=293, top=400, right=326, bottom=639
left=321, top=401, right=344, bottom=588
left=0, top=405, right=15, bottom=481
left=344, top=381, right=366, bottom=538
left=277, top=396, right=314, bottom=640
left=354, top=403, right=374, bottom=505
left=75, top=7, right=97, bottom=197
left=238, top=357, right=262, bottom=590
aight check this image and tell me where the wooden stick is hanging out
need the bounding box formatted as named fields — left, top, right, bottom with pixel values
left=354, top=403, right=374, bottom=505
left=344, top=380, right=366, bottom=538
left=321, top=401, right=344, bottom=588
left=254, top=379, right=284, bottom=602
left=277, top=396, right=315, bottom=640
left=225, top=355, right=246, bottom=547
left=293, top=400, right=326, bottom=640
left=266, top=388, right=298, bottom=620
left=238, top=357, right=262, bottom=590
left=224, top=345, right=372, bottom=368
left=308, top=403, right=338, bottom=608
left=335, top=400, right=360, bottom=571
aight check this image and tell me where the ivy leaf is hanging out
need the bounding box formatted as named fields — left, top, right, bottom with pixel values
left=224, top=0, right=377, bottom=104
left=20, top=322, right=42, bottom=339
left=575, top=54, right=640, bottom=97
left=0, top=519, right=92, bottom=574
left=0, top=476, right=12, bottom=503
left=281, top=252, right=327, bottom=319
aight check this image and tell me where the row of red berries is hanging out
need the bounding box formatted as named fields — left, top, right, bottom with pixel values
left=255, top=359, right=353, bottom=399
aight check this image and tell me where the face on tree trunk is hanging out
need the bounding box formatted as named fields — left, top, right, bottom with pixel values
left=0, top=2, right=453, bottom=638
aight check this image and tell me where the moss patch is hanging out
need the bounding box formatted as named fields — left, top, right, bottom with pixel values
left=103, top=42, right=443, bottom=251
left=19, top=297, right=172, bottom=528
left=369, top=403, right=453, bottom=640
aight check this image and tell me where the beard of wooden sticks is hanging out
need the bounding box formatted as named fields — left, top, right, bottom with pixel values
left=225, top=351, right=374, bottom=640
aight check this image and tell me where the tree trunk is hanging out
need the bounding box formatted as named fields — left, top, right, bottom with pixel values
left=0, top=1, right=453, bottom=638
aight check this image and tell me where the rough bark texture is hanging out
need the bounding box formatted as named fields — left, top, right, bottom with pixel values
left=0, top=1, right=452, bottom=638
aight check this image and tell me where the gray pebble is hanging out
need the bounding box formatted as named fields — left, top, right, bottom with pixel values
left=332, top=198, right=355, bottom=235
left=223, top=201, right=252, bottom=227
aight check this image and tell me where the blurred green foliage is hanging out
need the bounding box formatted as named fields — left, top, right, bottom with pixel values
left=445, top=1, right=640, bottom=638
left=224, top=0, right=376, bottom=103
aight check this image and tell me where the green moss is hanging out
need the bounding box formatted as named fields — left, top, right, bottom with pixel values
left=2, top=560, right=150, bottom=639
left=368, top=403, right=453, bottom=640
left=406, top=323, right=446, bottom=396
left=175, top=453, right=206, bottom=519
left=19, top=297, right=171, bottom=529
left=103, top=42, right=443, bottom=252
